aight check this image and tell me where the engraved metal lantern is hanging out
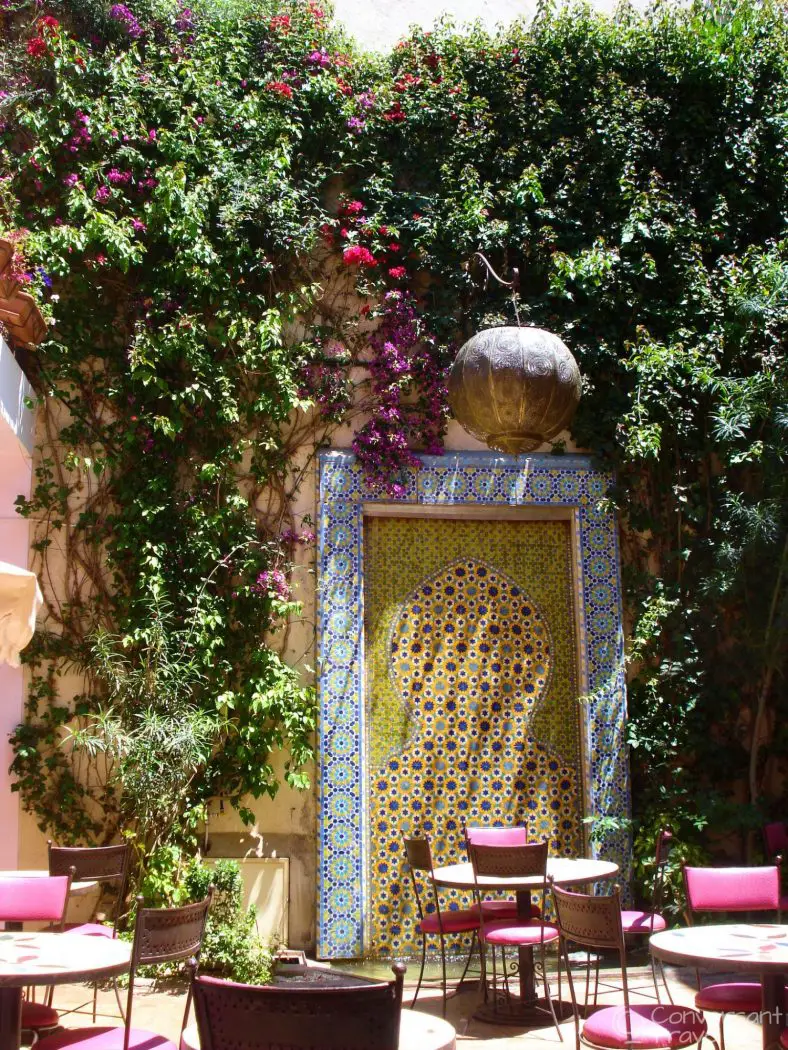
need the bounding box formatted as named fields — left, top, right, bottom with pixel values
left=448, top=325, right=582, bottom=455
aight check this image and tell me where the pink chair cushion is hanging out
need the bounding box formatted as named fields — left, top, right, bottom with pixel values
left=583, top=1003, right=707, bottom=1048
left=21, top=1001, right=59, bottom=1029
left=695, top=981, right=767, bottom=1012
left=63, top=921, right=115, bottom=937
left=480, top=900, right=540, bottom=919
left=419, top=908, right=480, bottom=934
left=781, top=894, right=788, bottom=913
left=466, top=827, right=527, bottom=845
left=482, top=919, right=559, bottom=946
left=684, top=865, right=780, bottom=912
left=36, top=1029, right=177, bottom=1050
left=779, top=1030, right=788, bottom=1050
left=0, top=875, right=71, bottom=923
left=620, top=910, right=667, bottom=934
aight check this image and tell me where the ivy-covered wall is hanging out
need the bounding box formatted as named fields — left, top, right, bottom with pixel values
left=0, top=0, right=786, bottom=941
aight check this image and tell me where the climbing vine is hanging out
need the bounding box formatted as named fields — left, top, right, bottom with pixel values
left=0, top=0, right=786, bottom=878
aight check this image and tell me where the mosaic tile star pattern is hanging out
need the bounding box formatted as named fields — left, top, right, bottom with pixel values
left=365, top=524, right=581, bottom=958
left=317, top=451, right=630, bottom=960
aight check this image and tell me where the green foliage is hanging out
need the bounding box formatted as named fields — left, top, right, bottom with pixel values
left=0, top=0, right=786, bottom=883
left=184, top=859, right=274, bottom=984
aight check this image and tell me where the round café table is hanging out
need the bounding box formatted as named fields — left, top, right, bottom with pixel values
left=0, top=930, right=130, bottom=1050
left=651, top=923, right=788, bottom=1050
left=181, top=1009, right=457, bottom=1050
left=431, top=857, right=619, bottom=1025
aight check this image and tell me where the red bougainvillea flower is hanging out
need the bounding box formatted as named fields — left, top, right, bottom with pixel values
left=388, top=266, right=407, bottom=279
left=340, top=200, right=365, bottom=216
left=383, top=102, right=406, bottom=122
left=342, top=245, right=377, bottom=267
left=266, top=81, right=293, bottom=99
left=26, top=37, right=48, bottom=57
left=39, top=15, right=60, bottom=30
left=269, top=14, right=290, bottom=31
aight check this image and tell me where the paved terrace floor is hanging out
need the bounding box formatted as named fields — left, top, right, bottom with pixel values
left=45, top=960, right=763, bottom=1049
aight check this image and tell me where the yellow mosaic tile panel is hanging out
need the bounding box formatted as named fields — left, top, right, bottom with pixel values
left=363, top=517, right=582, bottom=958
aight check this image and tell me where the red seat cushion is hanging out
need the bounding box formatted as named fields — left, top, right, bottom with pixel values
left=418, top=908, right=480, bottom=934
left=21, top=1001, right=59, bottom=1030
left=37, top=1029, right=177, bottom=1050
left=63, top=922, right=115, bottom=937
left=481, top=919, right=559, bottom=946
left=583, top=1003, right=707, bottom=1048
left=695, top=981, right=765, bottom=1012
left=620, top=910, right=667, bottom=934
left=779, top=1030, right=788, bottom=1050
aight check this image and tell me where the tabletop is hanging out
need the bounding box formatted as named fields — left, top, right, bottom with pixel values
left=0, top=931, right=130, bottom=987
left=0, top=870, right=97, bottom=896
left=431, top=856, right=619, bottom=891
left=650, top=923, right=788, bottom=973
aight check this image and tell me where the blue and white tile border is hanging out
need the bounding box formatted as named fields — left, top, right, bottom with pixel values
left=316, top=449, right=631, bottom=959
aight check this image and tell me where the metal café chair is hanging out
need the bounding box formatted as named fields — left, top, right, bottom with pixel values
left=48, top=841, right=132, bottom=1021
left=191, top=963, right=406, bottom=1050
left=683, top=861, right=783, bottom=1050
left=34, top=891, right=213, bottom=1050
left=464, top=824, right=532, bottom=920
left=468, top=839, right=562, bottom=1036
left=402, top=834, right=480, bottom=1016
left=552, top=881, right=713, bottom=1050
left=0, top=868, right=75, bottom=1036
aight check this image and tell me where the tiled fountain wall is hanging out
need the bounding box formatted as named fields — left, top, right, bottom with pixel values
left=316, top=450, right=630, bottom=959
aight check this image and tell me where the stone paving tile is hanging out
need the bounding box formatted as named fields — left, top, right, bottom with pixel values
left=46, top=963, right=763, bottom=1049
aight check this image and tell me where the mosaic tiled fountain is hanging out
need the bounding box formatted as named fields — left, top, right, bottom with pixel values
left=316, top=451, right=629, bottom=959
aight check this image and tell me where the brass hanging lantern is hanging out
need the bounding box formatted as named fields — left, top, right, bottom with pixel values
left=448, top=256, right=581, bottom=455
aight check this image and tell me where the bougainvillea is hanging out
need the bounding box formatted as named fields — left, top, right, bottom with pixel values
left=0, top=0, right=786, bottom=886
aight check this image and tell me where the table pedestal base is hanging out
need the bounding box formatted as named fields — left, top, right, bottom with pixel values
left=473, top=995, right=571, bottom=1027
left=0, top=988, right=22, bottom=1050
left=762, top=974, right=787, bottom=1050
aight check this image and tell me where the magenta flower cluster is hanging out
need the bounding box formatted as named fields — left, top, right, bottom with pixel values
left=109, top=4, right=143, bottom=39
left=352, top=290, right=447, bottom=497
left=67, top=111, right=91, bottom=153
left=254, top=569, right=290, bottom=600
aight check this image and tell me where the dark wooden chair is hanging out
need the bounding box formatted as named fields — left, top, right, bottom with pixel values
left=35, top=892, right=213, bottom=1050
left=192, top=964, right=406, bottom=1050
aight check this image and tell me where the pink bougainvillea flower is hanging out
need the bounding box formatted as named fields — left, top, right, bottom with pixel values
left=266, top=81, right=293, bottom=99
left=94, top=185, right=110, bottom=202
left=26, top=37, right=48, bottom=57
left=131, top=219, right=146, bottom=233
left=388, top=242, right=401, bottom=252
left=269, top=14, right=290, bottom=31
left=107, top=167, right=132, bottom=185
left=388, top=266, right=407, bottom=279
left=148, top=128, right=157, bottom=140
left=62, top=173, right=79, bottom=187
left=340, top=200, right=365, bottom=216
left=342, top=245, right=377, bottom=267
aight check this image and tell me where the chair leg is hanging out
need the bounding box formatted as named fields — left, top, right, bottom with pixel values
left=650, top=955, right=661, bottom=1003
left=411, top=934, right=427, bottom=1008
left=658, top=959, right=673, bottom=1004
left=439, top=933, right=448, bottom=1018
left=541, top=945, right=563, bottom=1042
left=113, top=979, right=126, bottom=1022
left=718, top=1013, right=726, bottom=1050
left=479, top=937, right=489, bottom=1004
left=456, top=931, right=478, bottom=993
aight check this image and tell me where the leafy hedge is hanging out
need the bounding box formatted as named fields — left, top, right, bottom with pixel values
left=1, top=0, right=786, bottom=886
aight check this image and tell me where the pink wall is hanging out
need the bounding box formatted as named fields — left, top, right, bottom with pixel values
left=0, top=337, right=35, bottom=870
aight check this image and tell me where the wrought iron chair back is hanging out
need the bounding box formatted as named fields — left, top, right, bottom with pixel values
left=468, top=840, right=548, bottom=881
left=191, top=964, right=406, bottom=1050
left=48, top=841, right=131, bottom=933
